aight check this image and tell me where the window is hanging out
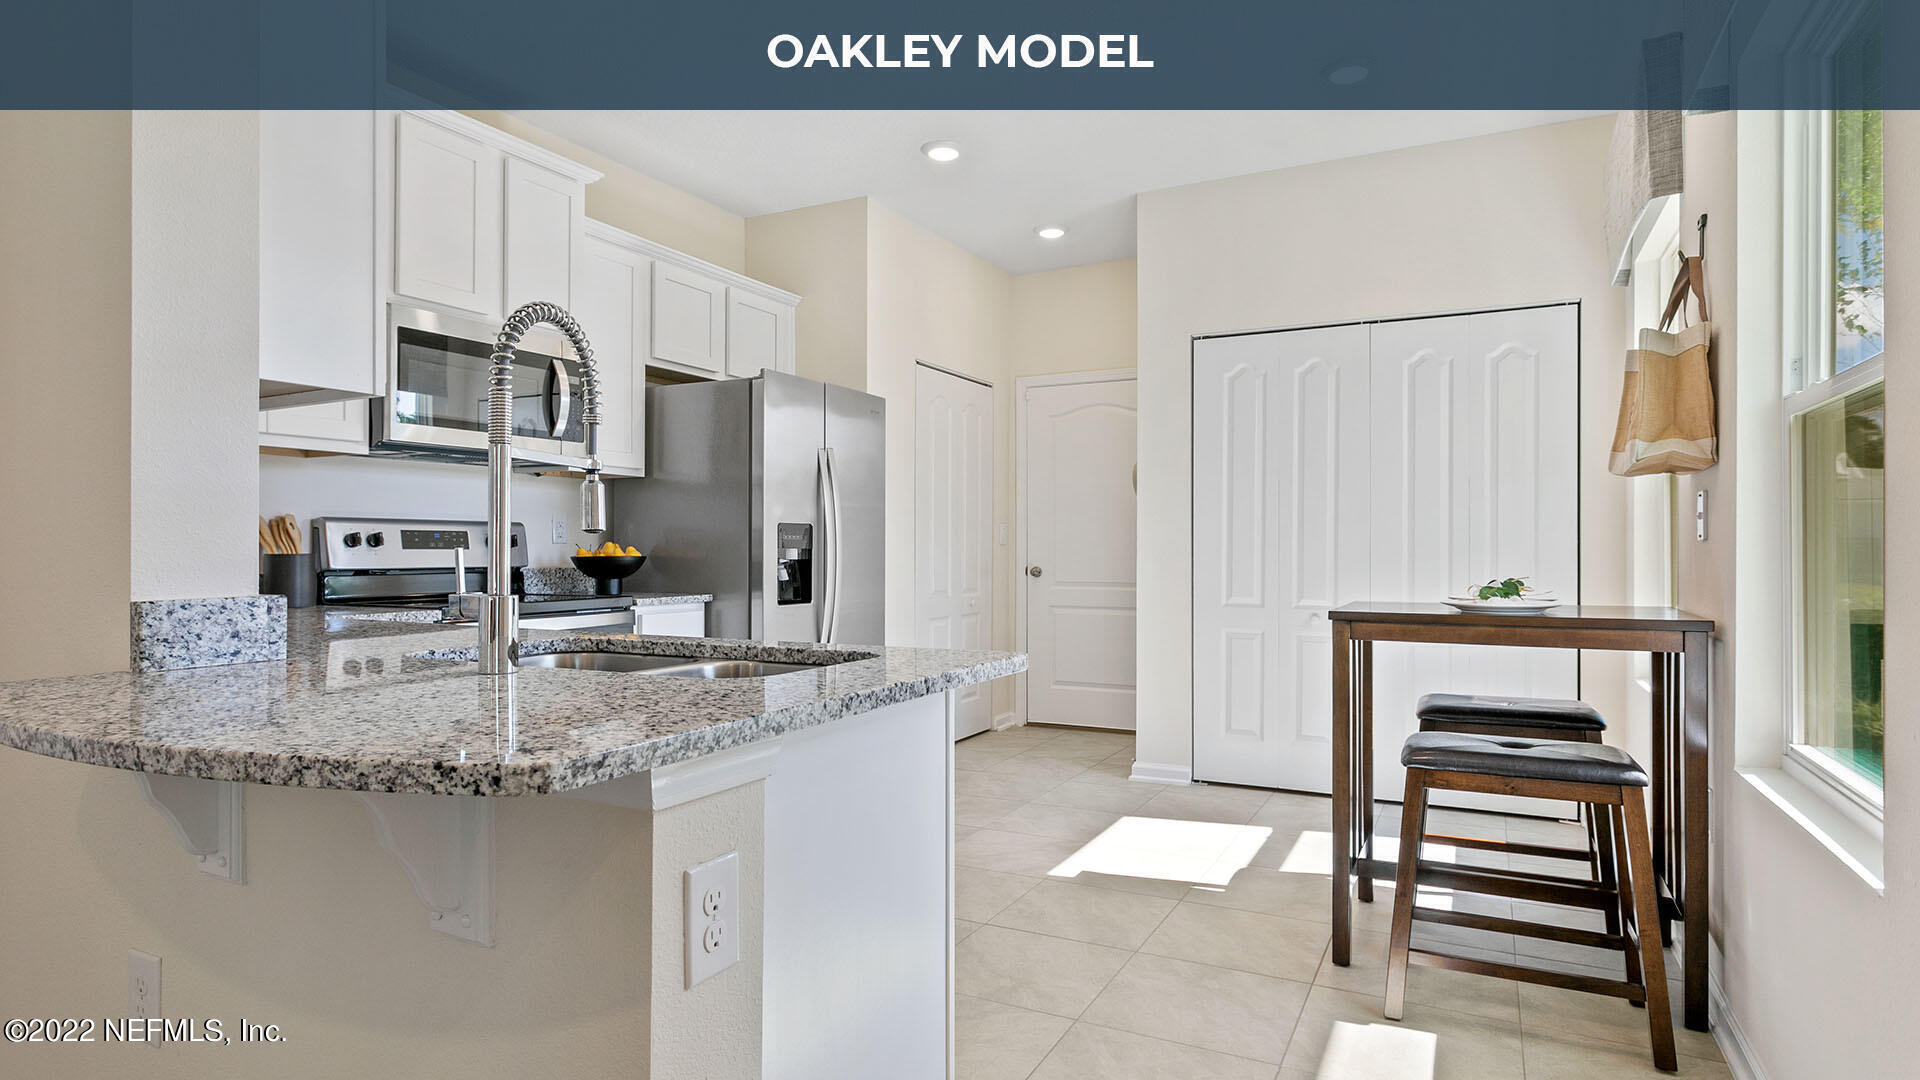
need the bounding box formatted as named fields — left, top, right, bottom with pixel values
left=1784, top=107, right=1886, bottom=809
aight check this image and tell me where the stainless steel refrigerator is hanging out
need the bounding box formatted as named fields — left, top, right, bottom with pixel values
left=611, top=371, right=885, bottom=645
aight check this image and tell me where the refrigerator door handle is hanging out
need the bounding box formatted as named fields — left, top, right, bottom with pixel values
left=818, top=447, right=839, bottom=643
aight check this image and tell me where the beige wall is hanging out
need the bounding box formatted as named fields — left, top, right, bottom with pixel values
left=746, top=198, right=870, bottom=392
left=1010, top=259, right=1138, bottom=377
left=0, top=112, right=131, bottom=679
left=469, top=111, right=747, bottom=273
left=1134, top=116, right=1632, bottom=771
left=1679, top=110, right=1918, bottom=1080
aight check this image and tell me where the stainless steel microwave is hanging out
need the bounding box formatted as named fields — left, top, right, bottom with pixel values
left=371, top=303, right=587, bottom=464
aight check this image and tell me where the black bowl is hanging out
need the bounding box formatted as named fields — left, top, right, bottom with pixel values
left=570, top=553, right=646, bottom=596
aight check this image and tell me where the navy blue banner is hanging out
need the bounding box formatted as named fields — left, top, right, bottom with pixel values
left=0, top=0, right=1901, bottom=108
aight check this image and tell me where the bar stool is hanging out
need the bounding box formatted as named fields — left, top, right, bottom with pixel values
left=1414, top=693, right=1618, bottom=930
left=1385, top=731, right=1676, bottom=1072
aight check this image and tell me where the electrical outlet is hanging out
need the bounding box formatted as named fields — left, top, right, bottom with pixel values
left=684, top=851, right=739, bottom=988
left=127, top=950, right=160, bottom=1021
left=550, top=517, right=568, bottom=546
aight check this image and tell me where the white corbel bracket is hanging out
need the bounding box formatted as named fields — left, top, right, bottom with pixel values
left=356, top=793, right=495, bottom=947
left=137, top=774, right=245, bottom=883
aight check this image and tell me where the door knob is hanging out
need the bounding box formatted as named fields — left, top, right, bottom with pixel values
left=1027, top=566, right=1043, bottom=578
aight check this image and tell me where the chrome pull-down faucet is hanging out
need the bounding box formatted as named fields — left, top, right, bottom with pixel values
left=451, top=301, right=607, bottom=675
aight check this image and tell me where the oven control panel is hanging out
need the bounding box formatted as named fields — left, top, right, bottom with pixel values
left=313, top=517, right=528, bottom=572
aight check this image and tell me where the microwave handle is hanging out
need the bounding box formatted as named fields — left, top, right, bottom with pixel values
left=545, top=356, right=572, bottom=439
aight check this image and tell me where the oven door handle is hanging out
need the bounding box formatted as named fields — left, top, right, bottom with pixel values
left=545, top=357, right=572, bottom=440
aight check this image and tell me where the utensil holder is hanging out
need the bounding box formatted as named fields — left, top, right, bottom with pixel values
left=261, top=553, right=317, bottom=608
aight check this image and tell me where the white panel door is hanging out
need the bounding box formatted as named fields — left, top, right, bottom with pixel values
left=915, top=366, right=994, bottom=739
left=1193, top=327, right=1372, bottom=788
left=574, top=234, right=649, bottom=476
left=1367, top=305, right=1580, bottom=808
left=503, top=156, right=584, bottom=313
left=392, top=113, right=502, bottom=317
left=1024, top=377, right=1139, bottom=730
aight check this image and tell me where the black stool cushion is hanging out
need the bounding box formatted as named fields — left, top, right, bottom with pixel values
left=1402, top=731, right=1649, bottom=788
left=1416, top=692, right=1605, bottom=732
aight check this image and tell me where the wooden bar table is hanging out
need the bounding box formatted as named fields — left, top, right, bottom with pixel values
left=1326, top=602, right=1714, bottom=1031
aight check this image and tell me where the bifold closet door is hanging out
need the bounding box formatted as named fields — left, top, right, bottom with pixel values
left=1192, top=326, right=1371, bottom=790
left=1193, top=304, right=1578, bottom=796
left=1368, top=305, right=1580, bottom=810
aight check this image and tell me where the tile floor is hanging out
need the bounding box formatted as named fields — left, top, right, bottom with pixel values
left=953, top=725, right=1728, bottom=1080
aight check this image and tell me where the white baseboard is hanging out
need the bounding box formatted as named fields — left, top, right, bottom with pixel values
left=991, top=712, right=1019, bottom=732
left=1709, top=954, right=1767, bottom=1080
left=1129, top=761, right=1192, bottom=786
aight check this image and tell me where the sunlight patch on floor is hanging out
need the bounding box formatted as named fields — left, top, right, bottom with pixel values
left=1047, top=816, right=1272, bottom=887
left=1317, top=1020, right=1437, bottom=1080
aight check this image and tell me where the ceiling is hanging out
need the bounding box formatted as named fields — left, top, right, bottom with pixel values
left=515, top=111, right=1607, bottom=275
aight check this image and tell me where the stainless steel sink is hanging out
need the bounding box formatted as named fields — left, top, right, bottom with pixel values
left=517, top=652, right=821, bottom=678
left=653, top=660, right=821, bottom=679
left=517, top=652, right=697, bottom=673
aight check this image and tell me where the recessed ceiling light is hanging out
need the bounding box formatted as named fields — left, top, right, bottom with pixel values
left=1034, top=225, right=1067, bottom=240
left=1324, top=60, right=1370, bottom=86
left=921, top=140, right=961, bottom=163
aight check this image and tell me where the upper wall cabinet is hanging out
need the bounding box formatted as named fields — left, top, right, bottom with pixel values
left=651, top=261, right=729, bottom=377
left=587, top=221, right=800, bottom=383
left=576, top=225, right=652, bottom=476
left=392, top=113, right=504, bottom=317
left=726, top=287, right=796, bottom=378
left=259, top=111, right=379, bottom=408
left=389, top=111, right=600, bottom=322
left=504, top=157, right=586, bottom=313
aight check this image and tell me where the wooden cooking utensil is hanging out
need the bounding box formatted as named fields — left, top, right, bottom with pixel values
left=273, top=515, right=301, bottom=555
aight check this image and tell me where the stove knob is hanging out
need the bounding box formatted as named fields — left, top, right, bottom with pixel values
left=342, top=532, right=362, bottom=548
left=365, top=531, right=385, bottom=548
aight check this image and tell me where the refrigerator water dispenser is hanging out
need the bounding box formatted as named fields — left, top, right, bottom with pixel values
left=775, top=523, right=813, bottom=605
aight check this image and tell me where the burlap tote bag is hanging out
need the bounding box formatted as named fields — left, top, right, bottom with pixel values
left=1609, top=253, right=1718, bottom=476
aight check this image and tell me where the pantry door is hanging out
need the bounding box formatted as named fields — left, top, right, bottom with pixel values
left=1367, top=305, right=1580, bottom=809
left=914, top=364, right=995, bottom=740
left=1192, top=325, right=1372, bottom=789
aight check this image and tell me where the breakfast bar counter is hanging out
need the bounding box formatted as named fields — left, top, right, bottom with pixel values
left=0, top=609, right=1021, bottom=796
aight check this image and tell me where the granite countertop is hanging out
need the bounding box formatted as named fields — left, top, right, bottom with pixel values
left=0, top=610, right=1023, bottom=797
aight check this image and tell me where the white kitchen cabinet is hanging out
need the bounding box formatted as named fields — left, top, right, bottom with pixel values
left=259, top=399, right=370, bottom=454
left=638, top=605, right=706, bottom=637
left=392, top=112, right=504, bottom=317
left=258, top=111, right=378, bottom=407
left=575, top=227, right=651, bottom=476
left=725, top=286, right=796, bottom=377
left=503, top=156, right=585, bottom=313
left=650, top=261, right=728, bottom=377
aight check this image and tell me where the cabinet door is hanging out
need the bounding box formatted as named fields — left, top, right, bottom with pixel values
left=504, top=157, right=584, bottom=313
left=639, top=606, right=706, bottom=637
left=260, top=400, right=370, bottom=453
left=725, top=288, right=795, bottom=378
left=393, top=113, right=502, bottom=317
left=260, top=111, right=377, bottom=398
left=1191, top=325, right=1372, bottom=791
left=650, top=261, right=727, bottom=376
left=575, top=235, right=649, bottom=476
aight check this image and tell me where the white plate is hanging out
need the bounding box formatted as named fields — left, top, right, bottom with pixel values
left=1442, top=595, right=1563, bottom=613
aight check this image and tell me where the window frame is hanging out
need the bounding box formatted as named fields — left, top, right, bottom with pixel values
left=1781, top=108, right=1887, bottom=819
